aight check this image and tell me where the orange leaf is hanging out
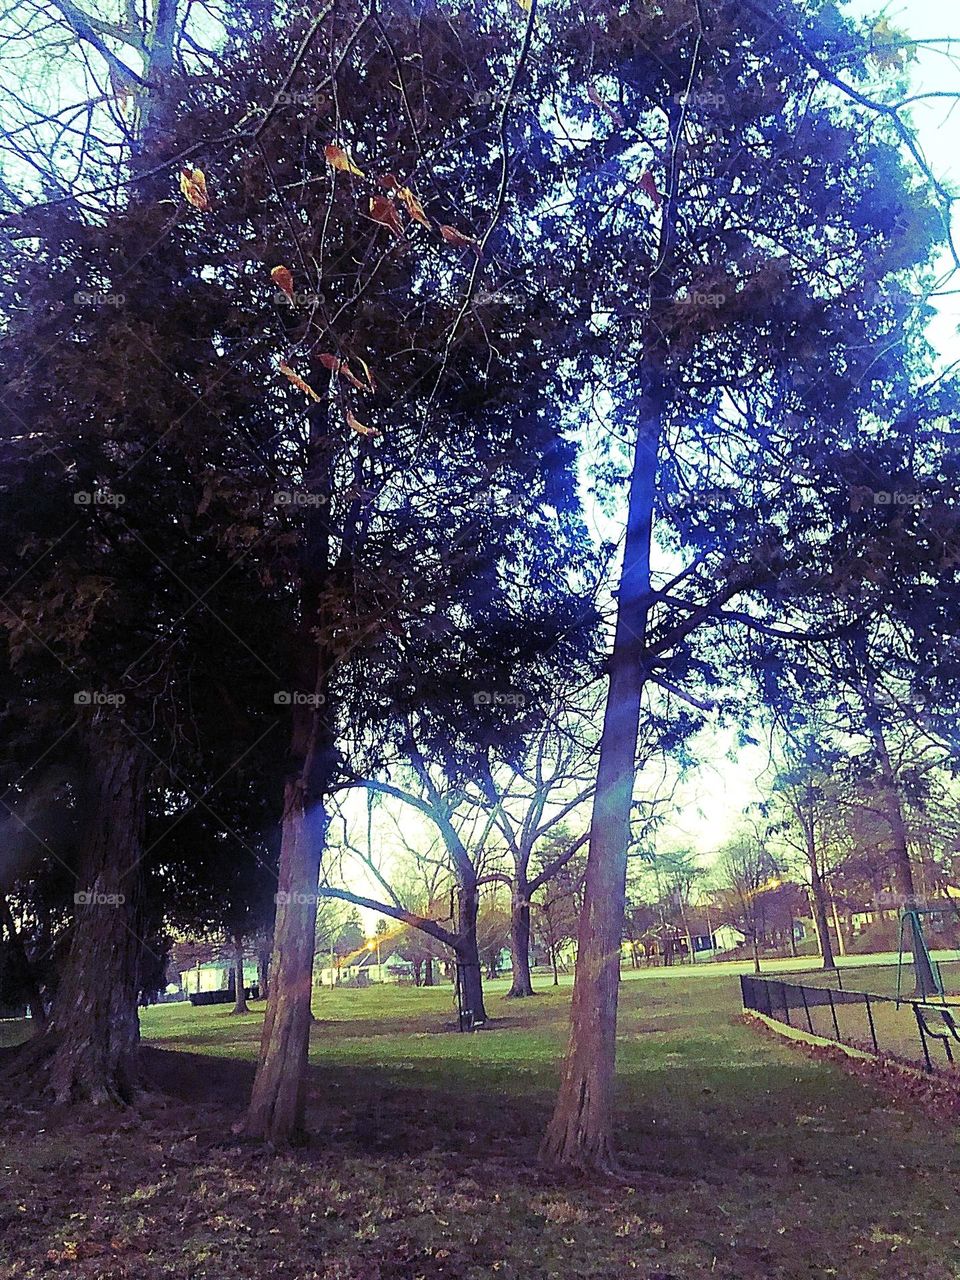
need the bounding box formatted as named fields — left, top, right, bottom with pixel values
left=270, top=265, right=295, bottom=301
left=179, top=166, right=209, bottom=211
left=368, top=195, right=404, bottom=238
left=318, top=353, right=367, bottom=391
left=381, top=175, right=430, bottom=229
left=440, top=224, right=479, bottom=252
left=638, top=169, right=662, bottom=208
left=278, top=362, right=322, bottom=402
left=355, top=356, right=377, bottom=392
left=346, top=409, right=381, bottom=437
left=325, top=144, right=364, bottom=177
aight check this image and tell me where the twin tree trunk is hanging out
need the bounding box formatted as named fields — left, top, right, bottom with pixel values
left=539, top=409, right=660, bottom=1174
left=507, top=890, right=534, bottom=998
left=9, top=720, right=148, bottom=1104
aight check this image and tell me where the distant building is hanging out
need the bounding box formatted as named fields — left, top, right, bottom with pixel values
left=315, top=950, right=408, bottom=987
left=179, top=959, right=258, bottom=996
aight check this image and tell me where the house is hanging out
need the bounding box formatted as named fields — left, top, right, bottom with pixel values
left=179, top=958, right=258, bottom=997
left=316, top=950, right=407, bottom=987
left=681, top=919, right=746, bottom=957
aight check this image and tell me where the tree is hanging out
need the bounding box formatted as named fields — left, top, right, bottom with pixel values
left=539, top=0, right=957, bottom=1171
left=478, top=698, right=597, bottom=996
left=534, top=863, right=583, bottom=985
left=713, top=833, right=781, bottom=975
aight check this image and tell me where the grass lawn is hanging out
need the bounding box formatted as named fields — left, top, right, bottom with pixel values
left=2, top=969, right=960, bottom=1279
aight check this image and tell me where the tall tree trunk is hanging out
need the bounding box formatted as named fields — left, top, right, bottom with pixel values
left=551, top=945, right=559, bottom=986
left=751, top=935, right=761, bottom=975
left=455, top=882, right=487, bottom=1022
left=809, top=864, right=836, bottom=971
left=539, top=408, right=660, bottom=1173
left=506, top=888, right=534, bottom=997
left=257, top=943, right=270, bottom=1000
left=231, top=936, right=249, bottom=1014
left=424, top=957, right=434, bottom=986
left=245, top=781, right=326, bottom=1142
left=830, top=897, right=846, bottom=957
left=0, top=896, right=46, bottom=1027
left=865, top=704, right=938, bottom=997
left=246, top=386, right=337, bottom=1142
left=7, top=721, right=148, bottom=1104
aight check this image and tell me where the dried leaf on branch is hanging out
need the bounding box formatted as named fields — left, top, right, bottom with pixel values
left=381, top=174, right=431, bottom=228
left=346, top=409, right=380, bottom=437
left=179, top=167, right=209, bottom=211
left=324, top=145, right=364, bottom=176
left=270, top=266, right=295, bottom=301
left=369, top=196, right=404, bottom=238
left=278, top=363, right=322, bottom=402
left=440, top=224, right=479, bottom=252
left=319, top=353, right=373, bottom=392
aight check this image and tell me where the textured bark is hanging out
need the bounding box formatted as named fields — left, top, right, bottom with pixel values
left=7, top=722, right=148, bottom=1105
left=244, top=784, right=325, bottom=1142
left=506, top=891, right=535, bottom=997
left=809, top=864, right=836, bottom=970
left=539, top=410, right=659, bottom=1174
left=455, top=883, right=486, bottom=1023
left=257, top=944, right=271, bottom=1000
left=245, top=386, right=336, bottom=1143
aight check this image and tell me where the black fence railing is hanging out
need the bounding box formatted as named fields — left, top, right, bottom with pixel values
left=740, top=974, right=960, bottom=1074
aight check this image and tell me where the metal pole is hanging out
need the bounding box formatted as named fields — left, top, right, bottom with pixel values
left=827, top=986, right=841, bottom=1042
left=864, top=993, right=879, bottom=1055
left=799, top=982, right=814, bottom=1035
left=912, top=1003, right=934, bottom=1072
left=779, top=981, right=791, bottom=1027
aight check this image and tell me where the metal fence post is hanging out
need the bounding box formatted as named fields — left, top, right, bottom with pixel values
left=864, top=993, right=879, bottom=1055
left=827, top=987, right=841, bottom=1042
left=912, top=1003, right=934, bottom=1073
left=779, top=981, right=791, bottom=1027
left=799, top=983, right=814, bottom=1035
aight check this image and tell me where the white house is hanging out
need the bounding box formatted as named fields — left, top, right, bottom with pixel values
left=179, top=959, right=258, bottom=996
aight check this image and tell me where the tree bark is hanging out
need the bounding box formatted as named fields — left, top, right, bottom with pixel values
left=424, top=957, right=434, bottom=986
left=245, top=784, right=326, bottom=1141
left=830, top=897, right=846, bottom=957
left=809, top=864, right=836, bottom=971
left=6, top=721, right=148, bottom=1104
left=245, top=382, right=338, bottom=1142
left=231, top=936, right=249, bottom=1014
left=539, top=407, right=660, bottom=1173
left=257, top=943, right=270, bottom=1000
left=455, top=882, right=486, bottom=1022
left=865, top=702, right=938, bottom=997
left=506, top=889, right=535, bottom=997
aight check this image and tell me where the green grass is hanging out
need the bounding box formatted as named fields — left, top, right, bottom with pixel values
left=3, top=966, right=960, bottom=1279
